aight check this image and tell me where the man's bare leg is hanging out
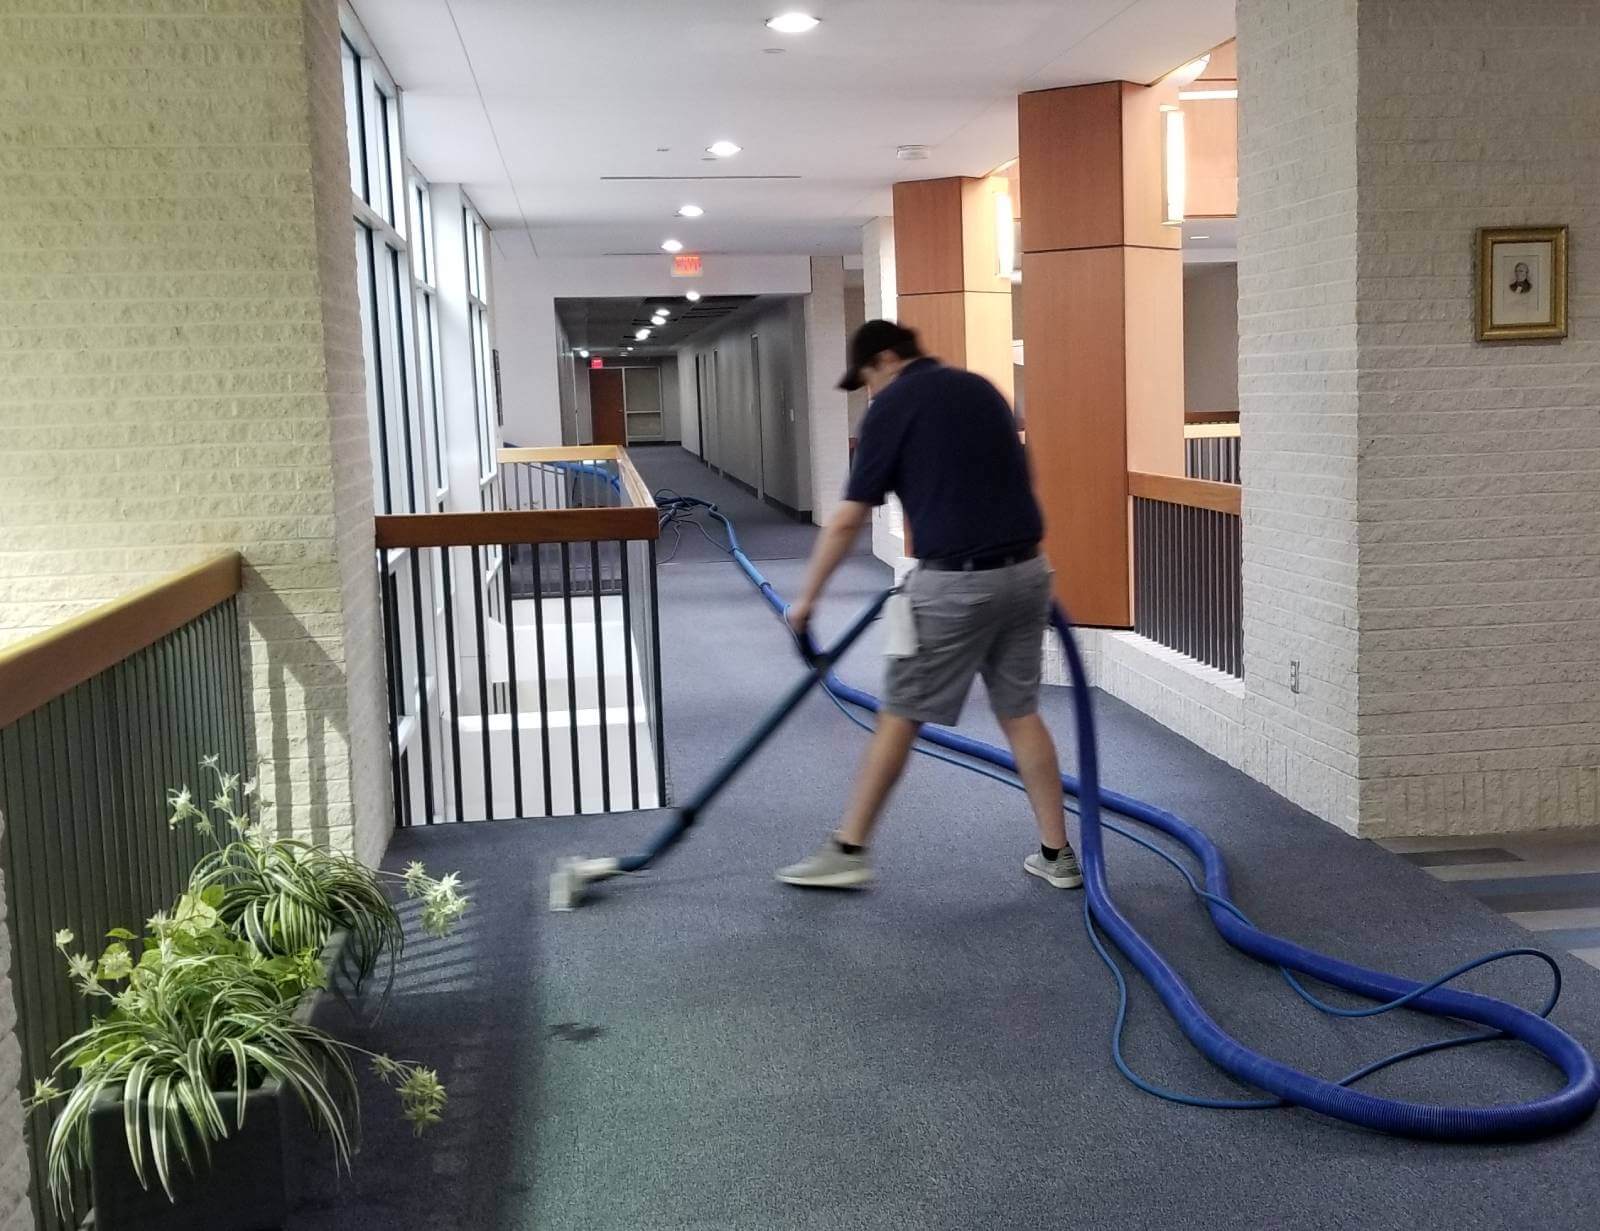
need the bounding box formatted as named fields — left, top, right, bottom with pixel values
left=837, top=713, right=922, bottom=847
left=998, top=712, right=1067, bottom=849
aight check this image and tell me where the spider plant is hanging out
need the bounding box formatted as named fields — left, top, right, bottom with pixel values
left=26, top=899, right=447, bottom=1214
left=172, top=758, right=469, bottom=997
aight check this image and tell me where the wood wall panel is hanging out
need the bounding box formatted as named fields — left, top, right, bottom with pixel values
left=1018, top=83, right=1124, bottom=254
left=1121, top=80, right=1183, bottom=251
left=897, top=292, right=967, bottom=368
left=1123, top=246, right=1186, bottom=476
left=1021, top=248, right=1130, bottom=626
left=1185, top=97, right=1238, bottom=218
left=962, top=291, right=1015, bottom=402
left=960, top=177, right=1015, bottom=294
left=892, top=179, right=965, bottom=295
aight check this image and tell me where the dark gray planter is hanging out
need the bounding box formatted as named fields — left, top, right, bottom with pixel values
left=83, top=930, right=352, bottom=1229
left=86, top=1079, right=293, bottom=1231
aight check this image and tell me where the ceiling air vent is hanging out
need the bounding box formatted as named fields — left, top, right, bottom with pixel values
left=896, top=145, right=930, bottom=161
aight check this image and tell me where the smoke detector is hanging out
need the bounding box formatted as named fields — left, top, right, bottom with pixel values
left=896, top=145, right=930, bottom=161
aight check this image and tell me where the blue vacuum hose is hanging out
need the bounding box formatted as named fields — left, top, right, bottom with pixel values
left=644, top=496, right=1600, bottom=1141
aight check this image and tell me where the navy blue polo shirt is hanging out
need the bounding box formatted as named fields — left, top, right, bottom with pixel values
left=844, top=358, right=1043, bottom=562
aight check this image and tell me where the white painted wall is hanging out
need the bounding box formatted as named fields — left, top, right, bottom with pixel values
left=804, top=256, right=851, bottom=525
left=676, top=297, right=812, bottom=511
left=489, top=244, right=813, bottom=447
left=1183, top=263, right=1238, bottom=413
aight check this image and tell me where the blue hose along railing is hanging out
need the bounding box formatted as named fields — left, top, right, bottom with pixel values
left=646, top=494, right=1599, bottom=1142
left=0, top=555, right=250, bottom=1231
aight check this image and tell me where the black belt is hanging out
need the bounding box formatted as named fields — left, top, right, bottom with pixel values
left=921, top=546, right=1039, bottom=573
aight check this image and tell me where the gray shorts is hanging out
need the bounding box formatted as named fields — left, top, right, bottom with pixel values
left=884, top=554, right=1054, bottom=727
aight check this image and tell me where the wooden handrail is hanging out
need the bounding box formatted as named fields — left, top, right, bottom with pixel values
left=376, top=507, right=660, bottom=549
left=496, top=444, right=658, bottom=512
left=1183, top=422, right=1240, bottom=440
left=1128, top=471, right=1242, bottom=516
left=0, top=552, right=243, bottom=729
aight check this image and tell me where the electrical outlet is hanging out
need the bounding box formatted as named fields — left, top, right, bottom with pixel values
left=1289, top=659, right=1301, bottom=695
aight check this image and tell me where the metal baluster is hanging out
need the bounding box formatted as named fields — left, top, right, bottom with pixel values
left=649, top=539, right=667, bottom=806
left=591, top=540, right=611, bottom=813
left=620, top=538, right=640, bottom=810
left=439, top=546, right=464, bottom=822
left=408, top=548, right=437, bottom=825
left=501, top=541, right=525, bottom=818
left=379, top=555, right=407, bottom=827
left=532, top=544, right=554, bottom=816
left=561, top=541, right=581, bottom=814
left=471, top=544, right=494, bottom=821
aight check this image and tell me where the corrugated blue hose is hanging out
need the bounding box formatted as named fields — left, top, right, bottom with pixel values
left=629, top=495, right=1600, bottom=1140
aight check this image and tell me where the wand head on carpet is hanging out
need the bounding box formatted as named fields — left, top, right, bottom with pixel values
left=549, top=856, right=621, bottom=912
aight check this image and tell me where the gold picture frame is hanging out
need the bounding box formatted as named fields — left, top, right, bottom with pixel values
left=1476, top=225, right=1568, bottom=342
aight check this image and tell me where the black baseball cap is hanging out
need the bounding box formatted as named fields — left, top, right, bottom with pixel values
left=838, top=319, right=921, bottom=391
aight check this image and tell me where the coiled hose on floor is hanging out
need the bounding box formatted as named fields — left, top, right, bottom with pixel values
left=653, top=494, right=1600, bottom=1142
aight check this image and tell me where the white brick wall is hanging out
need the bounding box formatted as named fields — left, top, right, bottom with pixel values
left=1354, top=0, right=1600, bottom=836
left=0, top=1, right=385, bottom=1213
left=1238, top=0, right=1363, bottom=832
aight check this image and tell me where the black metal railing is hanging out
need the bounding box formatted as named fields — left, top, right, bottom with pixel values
left=500, top=455, right=625, bottom=512
left=1184, top=426, right=1241, bottom=484
left=377, top=448, right=666, bottom=826
left=1131, top=476, right=1243, bottom=678
left=0, top=555, right=248, bottom=1231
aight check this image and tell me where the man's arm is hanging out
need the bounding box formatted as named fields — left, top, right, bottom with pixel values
left=785, top=500, right=872, bottom=634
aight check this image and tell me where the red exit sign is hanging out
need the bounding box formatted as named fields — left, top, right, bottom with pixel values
left=671, top=253, right=703, bottom=278
left=589, top=357, right=604, bottom=369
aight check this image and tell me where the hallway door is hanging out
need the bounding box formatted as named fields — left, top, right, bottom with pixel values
left=590, top=368, right=626, bottom=446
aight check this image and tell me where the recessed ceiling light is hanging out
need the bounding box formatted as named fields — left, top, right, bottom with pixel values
left=661, top=238, right=684, bottom=253
left=706, top=140, right=741, bottom=159
left=763, top=47, right=787, bottom=55
left=896, top=144, right=930, bottom=161
left=657, top=306, right=671, bottom=316
left=685, top=291, right=702, bottom=302
left=1190, top=235, right=1211, bottom=240
left=766, top=12, right=821, bottom=34
left=635, top=328, right=651, bottom=340
left=677, top=204, right=705, bottom=218
left=651, top=316, right=667, bottom=327
left=578, top=349, right=590, bottom=358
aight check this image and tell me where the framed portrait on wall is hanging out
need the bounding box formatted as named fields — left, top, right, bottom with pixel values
left=1476, top=226, right=1568, bottom=341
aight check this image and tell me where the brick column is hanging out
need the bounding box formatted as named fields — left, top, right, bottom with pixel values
left=1240, top=0, right=1600, bottom=836
left=0, top=0, right=389, bottom=856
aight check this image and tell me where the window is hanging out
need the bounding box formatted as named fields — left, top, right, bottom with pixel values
left=409, top=177, right=448, bottom=509
left=464, top=203, right=498, bottom=491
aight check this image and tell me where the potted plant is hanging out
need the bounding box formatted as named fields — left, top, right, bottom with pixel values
left=25, top=760, right=469, bottom=1229
left=172, top=758, right=468, bottom=1000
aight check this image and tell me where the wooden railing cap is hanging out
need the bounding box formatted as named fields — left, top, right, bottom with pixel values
left=0, top=552, right=243, bottom=730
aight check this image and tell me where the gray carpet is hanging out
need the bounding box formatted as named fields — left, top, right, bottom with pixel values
left=292, top=448, right=1600, bottom=1231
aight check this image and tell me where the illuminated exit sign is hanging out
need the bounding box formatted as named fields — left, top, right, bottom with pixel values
left=589, top=357, right=604, bottom=369
left=671, top=253, right=703, bottom=278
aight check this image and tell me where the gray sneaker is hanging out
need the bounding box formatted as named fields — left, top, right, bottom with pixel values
left=1024, top=847, right=1083, bottom=890
left=777, top=840, right=872, bottom=889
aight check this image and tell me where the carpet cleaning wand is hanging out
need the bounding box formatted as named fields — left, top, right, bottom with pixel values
left=549, top=588, right=892, bottom=911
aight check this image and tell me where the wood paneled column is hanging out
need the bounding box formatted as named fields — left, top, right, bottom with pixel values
left=891, top=177, right=1014, bottom=399
left=1019, top=81, right=1185, bottom=627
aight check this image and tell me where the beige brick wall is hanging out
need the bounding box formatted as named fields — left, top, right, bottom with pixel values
left=1355, top=0, right=1600, bottom=836
left=0, top=809, right=25, bottom=1228
left=0, top=0, right=386, bottom=846
left=1237, top=0, right=1363, bottom=831
left=0, top=1, right=389, bottom=1208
